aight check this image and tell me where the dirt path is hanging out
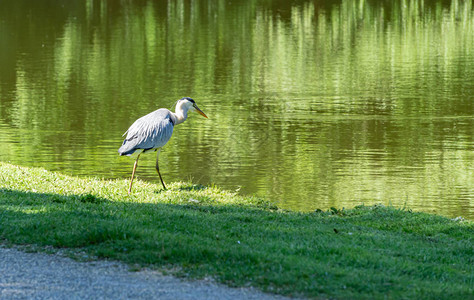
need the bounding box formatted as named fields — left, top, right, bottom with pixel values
left=0, top=247, right=289, bottom=299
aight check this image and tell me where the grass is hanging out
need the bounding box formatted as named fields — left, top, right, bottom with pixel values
left=0, top=162, right=472, bottom=299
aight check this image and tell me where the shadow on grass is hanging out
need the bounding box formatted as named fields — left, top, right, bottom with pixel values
left=0, top=188, right=138, bottom=247
left=177, top=184, right=207, bottom=191
left=0, top=188, right=110, bottom=205
left=153, top=184, right=207, bottom=194
left=0, top=188, right=261, bottom=249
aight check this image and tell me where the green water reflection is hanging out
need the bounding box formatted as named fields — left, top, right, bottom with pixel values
left=0, top=0, right=473, bottom=218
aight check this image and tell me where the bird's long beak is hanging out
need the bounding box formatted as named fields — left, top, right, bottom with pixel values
left=194, top=105, right=208, bottom=118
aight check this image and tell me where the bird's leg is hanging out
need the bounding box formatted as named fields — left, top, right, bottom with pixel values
left=128, top=153, right=140, bottom=194
left=155, top=149, right=167, bottom=190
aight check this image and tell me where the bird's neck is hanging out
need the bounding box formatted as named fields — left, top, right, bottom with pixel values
left=172, top=103, right=189, bottom=125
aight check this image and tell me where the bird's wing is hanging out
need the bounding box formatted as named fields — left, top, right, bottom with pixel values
left=119, top=109, right=174, bottom=154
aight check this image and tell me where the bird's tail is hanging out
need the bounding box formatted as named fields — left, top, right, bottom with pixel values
left=118, top=140, right=136, bottom=156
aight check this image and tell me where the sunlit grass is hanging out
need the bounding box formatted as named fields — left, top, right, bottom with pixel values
left=0, top=162, right=472, bottom=299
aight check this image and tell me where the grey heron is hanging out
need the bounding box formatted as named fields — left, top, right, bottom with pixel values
left=118, top=97, right=208, bottom=194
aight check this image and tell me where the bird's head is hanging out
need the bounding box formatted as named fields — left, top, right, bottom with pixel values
left=178, top=97, right=208, bottom=118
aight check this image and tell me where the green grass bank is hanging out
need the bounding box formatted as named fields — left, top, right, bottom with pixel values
left=0, top=162, right=472, bottom=299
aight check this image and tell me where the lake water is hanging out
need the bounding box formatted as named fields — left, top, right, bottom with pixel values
left=0, top=0, right=473, bottom=219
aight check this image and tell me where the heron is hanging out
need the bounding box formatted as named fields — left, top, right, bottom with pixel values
left=118, top=97, right=208, bottom=194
